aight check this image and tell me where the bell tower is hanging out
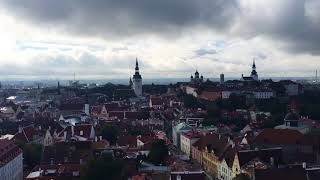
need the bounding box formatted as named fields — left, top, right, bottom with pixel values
left=132, top=58, right=143, bottom=97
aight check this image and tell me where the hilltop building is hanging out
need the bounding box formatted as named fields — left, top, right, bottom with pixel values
left=190, top=70, right=204, bottom=85
left=241, top=60, right=258, bottom=81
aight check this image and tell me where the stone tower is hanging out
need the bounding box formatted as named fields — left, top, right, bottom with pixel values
left=132, top=58, right=142, bottom=97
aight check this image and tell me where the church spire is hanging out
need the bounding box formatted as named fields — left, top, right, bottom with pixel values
left=135, top=58, right=140, bottom=74
left=252, top=59, right=256, bottom=70
left=136, top=58, right=139, bottom=69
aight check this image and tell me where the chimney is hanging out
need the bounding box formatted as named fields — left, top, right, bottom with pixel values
left=270, top=157, right=274, bottom=167
left=95, top=136, right=98, bottom=142
left=302, top=162, right=307, bottom=169
left=63, top=131, right=67, bottom=140
left=71, top=126, right=74, bottom=137
left=99, top=136, right=102, bottom=141
left=18, top=126, right=22, bottom=133
left=219, top=134, right=221, bottom=140
left=85, top=104, right=90, bottom=116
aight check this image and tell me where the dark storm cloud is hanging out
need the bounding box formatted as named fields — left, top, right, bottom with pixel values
left=0, top=0, right=237, bottom=38
left=0, top=0, right=320, bottom=54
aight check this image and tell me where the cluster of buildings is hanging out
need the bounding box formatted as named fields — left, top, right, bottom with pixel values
left=0, top=58, right=319, bottom=180
left=185, top=60, right=302, bottom=102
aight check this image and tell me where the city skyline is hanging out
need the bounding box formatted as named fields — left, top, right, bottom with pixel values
left=0, top=1, right=319, bottom=80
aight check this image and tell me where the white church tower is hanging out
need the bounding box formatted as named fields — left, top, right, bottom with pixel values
left=250, top=59, right=258, bottom=81
left=132, top=58, right=143, bottom=97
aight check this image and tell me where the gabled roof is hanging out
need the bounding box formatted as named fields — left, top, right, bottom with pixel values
left=14, top=126, right=40, bottom=143
left=0, top=139, right=22, bottom=167
left=57, top=124, right=94, bottom=140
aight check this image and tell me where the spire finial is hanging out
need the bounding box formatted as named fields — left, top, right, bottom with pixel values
left=252, top=58, right=256, bottom=69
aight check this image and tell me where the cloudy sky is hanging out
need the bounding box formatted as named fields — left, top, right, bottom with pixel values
left=0, top=0, right=319, bottom=80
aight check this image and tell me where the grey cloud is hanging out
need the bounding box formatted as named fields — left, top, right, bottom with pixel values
left=0, top=0, right=238, bottom=38
left=0, top=0, right=319, bottom=54
left=0, top=52, right=146, bottom=78
left=194, top=48, right=217, bottom=58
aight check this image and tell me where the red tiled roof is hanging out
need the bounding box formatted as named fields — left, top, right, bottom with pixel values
left=117, top=136, right=137, bottom=147
left=254, top=129, right=312, bottom=145
left=199, top=91, right=221, bottom=101
left=13, top=126, right=39, bottom=143
left=255, top=166, right=307, bottom=180
left=181, top=131, right=203, bottom=139
left=58, top=124, right=94, bottom=139
left=150, top=97, right=165, bottom=106
left=0, top=139, right=22, bottom=167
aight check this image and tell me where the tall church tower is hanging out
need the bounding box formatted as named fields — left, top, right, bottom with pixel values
left=132, top=58, right=143, bottom=97
left=250, top=59, right=258, bottom=81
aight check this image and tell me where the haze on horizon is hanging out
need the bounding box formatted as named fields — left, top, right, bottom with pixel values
left=0, top=0, right=319, bottom=80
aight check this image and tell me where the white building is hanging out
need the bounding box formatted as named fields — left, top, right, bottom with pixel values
left=132, top=58, right=143, bottom=97
left=219, top=159, right=233, bottom=180
left=0, top=139, right=23, bottom=180
left=172, top=122, right=193, bottom=148
left=43, top=129, right=54, bottom=146
left=186, top=85, right=198, bottom=97
left=180, top=132, right=202, bottom=157
left=253, top=90, right=274, bottom=99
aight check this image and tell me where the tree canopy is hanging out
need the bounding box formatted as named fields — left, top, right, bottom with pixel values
left=99, top=124, right=119, bottom=145
left=147, top=140, right=169, bottom=165
left=81, top=155, right=124, bottom=180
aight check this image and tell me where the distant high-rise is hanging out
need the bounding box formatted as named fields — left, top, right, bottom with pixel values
left=132, top=58, right=142, bottom=97
left=220, top=74, right=225, bottom=85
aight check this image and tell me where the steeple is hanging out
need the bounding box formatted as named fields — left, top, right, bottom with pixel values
left=133, top=58, right=142, bottom=79
left=129, top=77, right=133, bottom=88
left=252, top=59, right=256, bottom=70
left=135, top=58, right=139, bottom=73
left=250, top=59, right=258, bottom=81
left=132, top=58, right=143, bottom=97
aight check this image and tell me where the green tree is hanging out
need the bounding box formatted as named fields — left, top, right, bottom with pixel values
left=183, top=94, right=200, bottom=109
left=99, top=125, right=119, bottom=145
left=81, top=155, right=124, bottom=180
left=234, top=173, right=251, bottom=180
left=147, top=140, right=169, bottom=165
left=23, top=143, right=43, bottom=170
